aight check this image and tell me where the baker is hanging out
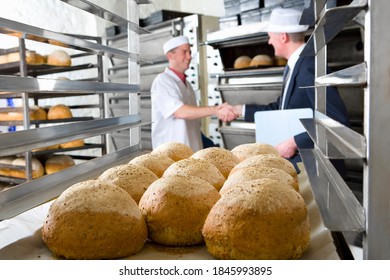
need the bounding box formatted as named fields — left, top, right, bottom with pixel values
left=231, top=7, right=350, bottom=175
left=151, top=35, right=236, bottom=151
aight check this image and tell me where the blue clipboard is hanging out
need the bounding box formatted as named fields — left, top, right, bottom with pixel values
left=254, top=108, right=313, bottom=146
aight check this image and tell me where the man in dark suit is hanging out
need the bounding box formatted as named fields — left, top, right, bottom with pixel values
left=232, top=7, right=350, bottom=175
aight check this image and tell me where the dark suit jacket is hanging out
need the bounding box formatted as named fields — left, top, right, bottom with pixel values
left=244, top=55, right=350, bottom=175
left=245, top=55, right=350, bottom=149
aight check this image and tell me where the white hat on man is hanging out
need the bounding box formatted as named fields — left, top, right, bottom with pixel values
left=265, top=8, right=309, bottom=33
left=163, top=36, right=190, bottom=54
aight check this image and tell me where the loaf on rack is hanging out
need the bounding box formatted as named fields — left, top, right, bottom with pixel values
left=59, top=139, right=84, bottom=149
left=46, top=50, right=72, bottom=67
left=9, top=157, right=44, bottom=179
left=47, top=104, right=73, bottom=120
left=233, top=55, right=252, bottom=69
left=45, top=155, right=75, bottom=175
left=151, top=141, right=194, bottom=161
left=230, top=142, right=279, bottom=162
left=0, top=156, right=17, bottom=177
left=249, top=54, right=274, bottom=67
left=129, top=152, right=175, bottom=178
left=0, top=106, right=47, bottom=121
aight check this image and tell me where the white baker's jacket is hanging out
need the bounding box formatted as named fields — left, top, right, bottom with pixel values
left=151, top=68, right=203, bottom=151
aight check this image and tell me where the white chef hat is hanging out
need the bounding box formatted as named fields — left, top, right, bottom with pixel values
left=163, top=36, right=190, bottom=54
left=265, top=8, right=309, bottom=33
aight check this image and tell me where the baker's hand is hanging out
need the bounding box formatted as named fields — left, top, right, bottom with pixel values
left=216, top=103, right=238, bottom=122
left=275, top=137, right=298, bottom=158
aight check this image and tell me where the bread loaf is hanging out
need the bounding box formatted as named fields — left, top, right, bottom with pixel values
left=220, top=166, right=298, bottom=195
left=274, top=56, right=287, bottom=66
left=41, top=180, right=147, bottom=259
left=47, top=104, right=73, bottom=120
left=98, top=163, right=158, bottom=204
left=0, top=106, right=47, bottom=121
left=59, top=139, right=84, bottom=149
left=0, top=156, right=16, bottom=177
left=129, top=152, right=174, bottom=178
left=163, top=158, right=226, bottom=191
left=46, top=50, right=71, bottom=67
left=233, top=55, right=252, bottom=69
left=191, top=147, right=240, bottom=178
left=152, top=142, right=194, bottom=161
left=231, top=142, right=279, bottom=162
left=139, top=175, right=220, bottom=246
left=249, top=54, right=274, bottom=67
left=9, top=157, right=44, bottom=179
left=202, top=178, right=310, bottom=260
left=229, top=154, right=298, bottom=184
left=45, top=155, right=75, bottom=175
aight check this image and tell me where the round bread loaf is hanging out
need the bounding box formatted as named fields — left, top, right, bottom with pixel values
left=274, top=56, right=287, bottom=66
left=233, top=55, right=252, bottom=69
left=0, top=156, right=16, bottom=177
left=191, top=147, right=240, bottom=178
left=152, top=142, right=194, bottom=161
left=163, top=158, right=226, bottom=191
left=220, top=166, right=298, bottom=195
left=6, top=51, right=44, bottom=65
left=59, top=139, right=84, bottom=149
left=46, top=50, right=71, bottom=66
left=10, top=157, right=44, bottom=179
left=230, top=142, right=279, bottom=162
left=229, top=154, right=298, bottom=184
left=249, top=54, right=274, bottom=67
left=129, top=152, right=174, bottom=178
left=202, top=178, right=310, bottom=260
left=41, top=180, right=147, bottom=259
left=98, top=163, right=158, bottom=203
left=47, top=104, right=73, bottom=120
left=45, top=155, right=75, bottom=175
left=139, top=175, right=221, bottom=246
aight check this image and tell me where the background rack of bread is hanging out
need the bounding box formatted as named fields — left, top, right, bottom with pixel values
left=39, top=141, right=311, bottom=260
left=0, top=104, right=85, bottom=179
left=0, top=49, right=72, bottom=67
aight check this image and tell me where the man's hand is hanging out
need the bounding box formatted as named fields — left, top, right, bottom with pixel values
left=216, top=103, right=238, bottom=122
left=275, top=137, right=298, bottom=158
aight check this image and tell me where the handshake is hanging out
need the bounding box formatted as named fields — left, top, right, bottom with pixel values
left=215, top=103, right=243, bottom=122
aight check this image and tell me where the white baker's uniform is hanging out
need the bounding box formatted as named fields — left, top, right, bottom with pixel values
left=151, top=68, right=203, bottom=151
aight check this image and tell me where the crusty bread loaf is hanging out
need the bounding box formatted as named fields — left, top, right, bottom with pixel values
left=0, top=106, right=47, bottom=121
left=98, top=163, right=158, bottom=204
left=0, top=156, right=16, bottom=177
left=41, top=179, right=147, bottom=259
left=45, top=155, right=75, bottom=175
left=229, top=154, right=298, bottom=184
left=6, top=50, right=45, bottom=65
left=59, top=139, right=84, bottom=149
left=32, top=144, right=60, bottom=152
left=47, top=104, right=73, bottom=120
left=9, top=157, right=44, bottom=179
left=274, top=56, right=287, bottom=66
left=230, top=142, right=279, bottom=162
left=233, top=55, right=252, bottom=69
left=46, top=50, right=71, bottom=67
left=220, top=166, right=298, bottom=195
left=139, top=175, right=220, bottom=246
left=163, top=158, right=226, bottom=191
left=202, top=178, right=310, bottom=260
left=191, top=147, right=240, bottom=178
left=249, top=54, right=274, bottom=67
left=129, top=152, right=174, bottom=178
left=152, top=142, right=194, bottom=161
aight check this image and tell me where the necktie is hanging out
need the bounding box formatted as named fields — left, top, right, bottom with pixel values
left=279, top=65, right=290, bottom=109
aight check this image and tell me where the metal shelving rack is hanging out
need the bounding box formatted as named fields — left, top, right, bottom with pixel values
left=0, top=0, right=150, bottom=221
left=299, top=0, right=389, bottom=259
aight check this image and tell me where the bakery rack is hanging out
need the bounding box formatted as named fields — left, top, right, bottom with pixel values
left=0, top=0, right=150, bottom=221
left=298, top=0, right=390, bottom=259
